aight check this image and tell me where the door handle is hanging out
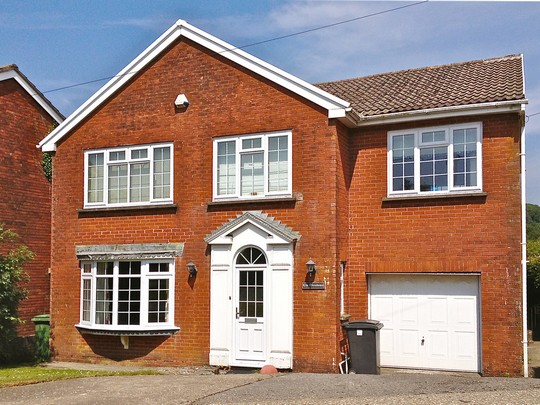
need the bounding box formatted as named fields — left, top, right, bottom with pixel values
left=236, top=307, right=239, bottom=319
left=421, top=336, right=425, bottom=345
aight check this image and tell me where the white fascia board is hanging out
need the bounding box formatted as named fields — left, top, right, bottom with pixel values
left=0, top=70, right=64, bottom=124
left=39, top=19, right=349, bottom=151
left=356, top=99, right=528, bottom=127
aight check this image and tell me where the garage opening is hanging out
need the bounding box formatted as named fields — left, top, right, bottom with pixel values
left=369, top=274, right=480, bottom=372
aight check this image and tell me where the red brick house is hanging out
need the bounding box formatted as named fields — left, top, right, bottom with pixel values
left=0, top=64, right=64, bottom=336
left=39, top=20, right=528, bottom=376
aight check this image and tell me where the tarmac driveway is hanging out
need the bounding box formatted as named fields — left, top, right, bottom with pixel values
left=2, top=371, right=540, bottom=404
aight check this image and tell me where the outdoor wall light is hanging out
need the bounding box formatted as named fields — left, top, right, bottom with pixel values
left=306, top=259, right=316, bottom=275
left=187, top=261, right=198, bottom=277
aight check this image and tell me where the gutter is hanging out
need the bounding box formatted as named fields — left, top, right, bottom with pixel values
left=355, top=99, right=528, bottom=127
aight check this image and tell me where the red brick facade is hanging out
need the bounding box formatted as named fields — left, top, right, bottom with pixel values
left=0, top=75, right=55, bottom=336
left=45, top=34, right=524, bottom=375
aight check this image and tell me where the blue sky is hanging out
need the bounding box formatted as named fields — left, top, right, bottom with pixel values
left=2, top=0, right=540, bottom=203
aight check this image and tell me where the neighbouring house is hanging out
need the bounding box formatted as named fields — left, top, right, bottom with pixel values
left=0, top=64, right=64, bottom=336
left=39, top=20, right=527, bottom=376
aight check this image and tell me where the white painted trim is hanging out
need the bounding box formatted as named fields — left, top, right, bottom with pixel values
left=387, top=122, right=483, bottom=197
left=0, top=69, right=64, bottom=124
left=83, top=142, right=174, bottom=209
left=38, top=20, right=350, bottom=152
left=357, top=100, right=527, bottom=127
left=78, top=259, right=176, bottom=331
left=212, top=130, right=292, bottom=201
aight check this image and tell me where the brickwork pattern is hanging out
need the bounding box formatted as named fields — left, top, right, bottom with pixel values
left=345, top=114, right=523, bottom=376
left=0, top=78, right=53, bottom=336
left=49, top=36, right=524, bottom=376
left=51, top=38, right=342, bottom=372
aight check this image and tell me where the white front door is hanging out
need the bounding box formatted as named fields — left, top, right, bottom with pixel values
left=234, top=247, right=266, bottom=362
left=369, top=274, right=480, bottom=372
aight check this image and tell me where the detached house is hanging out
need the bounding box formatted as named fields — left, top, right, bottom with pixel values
left=0, top=64, right=63, bottom=336
left=39, top=20, right=527, bottom=376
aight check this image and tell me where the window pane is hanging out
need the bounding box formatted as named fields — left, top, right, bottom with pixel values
left=148, top=278, right=169, bottom=323
left=108, top=164, right=128, bottom=204
left=453, top=128, right=478, bottom=188
left=87, top=153, right=104, bottom=203
left=149, top=263, right=169, bottom=272
left=242, top=138, right=261, bottom=149
left=95, top=277, right=113, bottom=325
left=153, top=146, right=171, bottom=199
left=131, top=148, right=148, bottom=159
left=118, top=275, right=141, bottom=326
left=419, top=146, right=448, bottom=192
left=130, top=162, right=150, bottom=202
left=241, top=152, right=264, bottom=196
left=97, top=262, right=113, bottom=275
left=268, top=135, right=288, bottom=193
left=217, top=140, right=236, bottom=196
left=391, top=134, right=415, bottom=192
left=82, top=279, right=92, bottom=322
left=109, top=151, right=125, bottom=161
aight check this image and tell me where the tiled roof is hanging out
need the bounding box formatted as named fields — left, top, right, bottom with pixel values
left=315, top=55, right=524, bottom=117
left=205, top=211, right=300, bottom=243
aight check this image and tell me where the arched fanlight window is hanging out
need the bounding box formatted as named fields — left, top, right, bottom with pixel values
left=236, top=247, right=266, bottom=265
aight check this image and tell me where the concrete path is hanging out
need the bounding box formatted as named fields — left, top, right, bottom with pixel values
left=2, top=371, right=540, bottom=405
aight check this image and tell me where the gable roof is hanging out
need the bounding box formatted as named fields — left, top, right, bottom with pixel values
left=38, top=19, right=353, bottom=152
left=316, top=54, right=526, bottom=124
left=205, top=211, right=300, bottom=244
left=0, top=64, right=64, bottom=123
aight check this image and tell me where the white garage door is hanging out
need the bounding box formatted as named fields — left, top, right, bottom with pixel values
left=369, top=274, right=480, bottom=372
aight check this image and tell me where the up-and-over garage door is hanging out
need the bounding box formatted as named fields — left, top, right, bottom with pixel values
left=369, top=274, right=480, bottom=372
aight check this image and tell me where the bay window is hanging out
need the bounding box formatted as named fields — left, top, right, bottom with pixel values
left=78, top=259, right=176, bottom=332
left=84, top=143, right=173, bottom=208
left=388, top=123, right=482, bottom=196
left=213, top=131, right=292, bottom=200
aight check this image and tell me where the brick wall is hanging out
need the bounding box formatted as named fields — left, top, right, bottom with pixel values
left=50, top=38, right=342, bottom=371
left=345, top=114, right=523, bottom=376
left=0, top=77, right=53, bottom=336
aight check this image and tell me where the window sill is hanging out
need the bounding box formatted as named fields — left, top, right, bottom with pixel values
left=75, top=324, right=180, bottom=336
left=78, top=203, right=177, bottom=214
left=208, top=196, right=297, bottom=207
left=383, top=192, right=487, bottom=202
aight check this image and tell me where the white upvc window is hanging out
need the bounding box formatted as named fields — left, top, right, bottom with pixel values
left=387, top=123, right=482, bottom=196
left=78, top=259, right=175, bottom=331
left=84, top=143, right=173, bottom=208
left=213, top=130, right=292, bottom=200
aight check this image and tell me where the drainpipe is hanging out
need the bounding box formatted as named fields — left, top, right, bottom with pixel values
left=521, top=118, right=528, bottom=378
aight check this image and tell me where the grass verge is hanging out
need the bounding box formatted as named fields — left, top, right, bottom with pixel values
left=0, top=366, right=159, bottom=388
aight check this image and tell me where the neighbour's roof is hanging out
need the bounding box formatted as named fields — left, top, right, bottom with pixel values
left=316, top=55, right=525, bottom=117
left=0, top=64, right=64, bottom=123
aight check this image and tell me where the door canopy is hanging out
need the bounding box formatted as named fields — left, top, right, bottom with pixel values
left=205, top=211, right=300, bottom=245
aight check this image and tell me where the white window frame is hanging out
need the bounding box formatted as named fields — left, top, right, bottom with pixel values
left=77, top=259, right=176, bottom=332
left=83, top=142, right=173, bottom=208
left=212, top=130, right=292, bottom=201
left=387, top=122, right=483, bottom=197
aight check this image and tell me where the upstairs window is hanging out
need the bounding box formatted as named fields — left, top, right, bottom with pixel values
left=84, top=143, right=173, bottom=208
left=213, top=131, right=292, bottom=200
left=388, top=123, right=482, bottom=196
